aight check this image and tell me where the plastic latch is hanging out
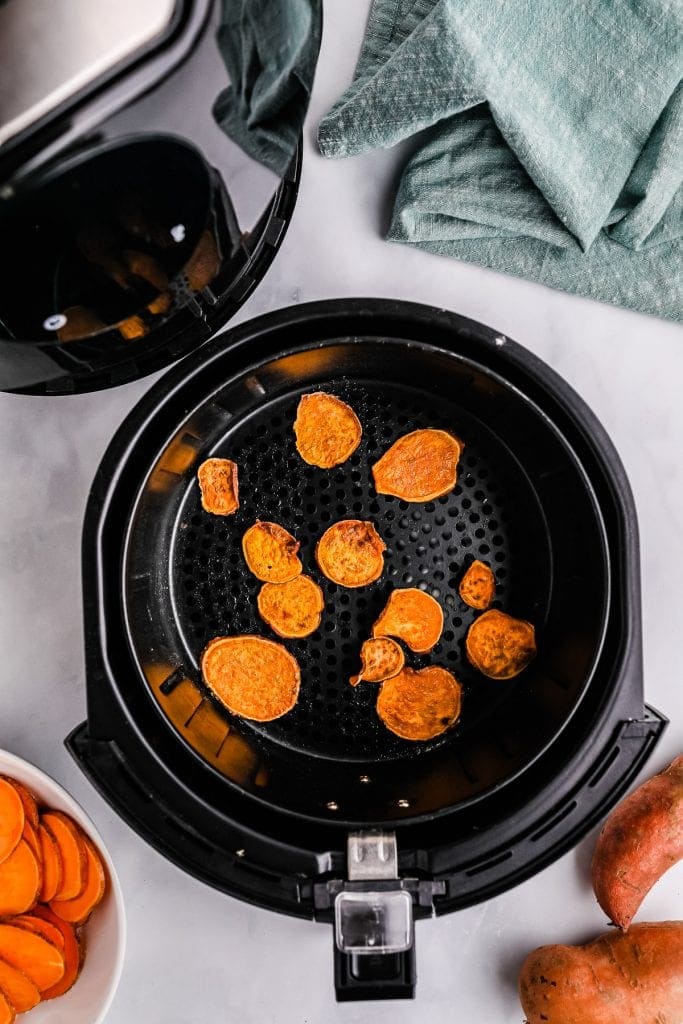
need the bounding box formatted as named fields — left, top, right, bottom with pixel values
left=335, top=889, right=413, bottom=955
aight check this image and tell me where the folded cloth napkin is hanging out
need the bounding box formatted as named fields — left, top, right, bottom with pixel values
left=213, top=0, right=322, bottom=176
left=318, top=0, right=683, bottom=322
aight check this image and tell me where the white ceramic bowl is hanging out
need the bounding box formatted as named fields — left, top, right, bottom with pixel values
left=0, top=750, right=126, bottom=1024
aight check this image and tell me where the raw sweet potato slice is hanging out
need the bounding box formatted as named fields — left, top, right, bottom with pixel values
left=257, top=575, right=325, bottom=639
left=11, top=915, right=64, bottom=951
left=0, top=779, right=24, bottom=865
left=50, top=835, right=106, bottom=925
left=0, top=991, right=13, bottom=1024
left=2, top=779, right=39, bottom=830
left=315, top=520, right=386, bottom=587
left=376, top=666, right=462, bottom=741
left=592, top=754, right=683, bottom=930
left=0, top=925, right=64, bottom=992
left=21, top=820, right=41, bottom=864
left=0, top=957, right=40, bottom=1013
left=371, top=588, right=443, bottom=653
left=242, top=521, right=302, bottom=583
left=294, top=392, right=362, bottom=469
left=30, top=908, right=81, bottom=1001
left=465, top=608, right=536, bottom=679
left=202, top=635, right=301, bottom=721
left=350, top=637, right=405, bottom=686
left=38, top=823, right=62, bottom=903
left=458, top=559, right=495, bottom=610
left=0, top=840, right=41, bottom=916
left=197, top=457, right=239, bottom=516
left=372, top=429, right=464, bottom=502
left=41, top=812, right=86, bottom=901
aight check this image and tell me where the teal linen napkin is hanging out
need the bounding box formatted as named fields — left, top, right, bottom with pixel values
left=213, top=0, right=321, bottom=176
left=319, top=0, right=683, bottom=322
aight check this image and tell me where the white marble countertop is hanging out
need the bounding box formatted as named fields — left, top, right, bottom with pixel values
left=0, top=2, right=681, bottom=1021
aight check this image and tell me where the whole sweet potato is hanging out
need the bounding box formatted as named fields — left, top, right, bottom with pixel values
left=519, top=921, right=683, bottom=1024
left=592, top=754, right=683, bottom=929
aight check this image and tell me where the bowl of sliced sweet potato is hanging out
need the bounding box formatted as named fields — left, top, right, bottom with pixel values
left=0, top=750, right=125, bottom=1024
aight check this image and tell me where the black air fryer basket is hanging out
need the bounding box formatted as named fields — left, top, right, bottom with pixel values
left=69, top=299, right=666, bottom=1000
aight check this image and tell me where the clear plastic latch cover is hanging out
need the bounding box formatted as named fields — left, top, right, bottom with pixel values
left=334, top=890, right=413, bottom=955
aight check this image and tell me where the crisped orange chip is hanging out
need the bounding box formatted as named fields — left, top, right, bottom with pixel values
left=197, top=457, right=239, bottom=515
left=350, top=637, right=405, bottom=686
left=315, top=520, right=386, bottom=588
left=465, top=609, right=536, bottom=680
left=458, top=560, right=495, bottom=610
left=376, top=666, right=462, bottom=741
left=257, top=575, right=325, bottom=639
left=242, top=521, right=302, bottom=583
left=294, top=392, right=362, bottom=469
left=372, top=588, right=443, bottom=653
left=201, top=635, right=300, bottom=721
left=372, top=428, right=464, bottom=502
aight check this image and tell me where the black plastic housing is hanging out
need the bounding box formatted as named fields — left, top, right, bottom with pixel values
left=69, top=300, right=666, bottom=929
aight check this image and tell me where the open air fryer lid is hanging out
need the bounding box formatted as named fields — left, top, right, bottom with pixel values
left=70, top=298, right=666, bottom=1000
left=0, top=0, right=320, bottom=394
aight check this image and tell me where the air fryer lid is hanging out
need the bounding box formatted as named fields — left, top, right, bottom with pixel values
left=0, top=0, right=318, bottom=393
left=102, top=302, right=612, bottom=825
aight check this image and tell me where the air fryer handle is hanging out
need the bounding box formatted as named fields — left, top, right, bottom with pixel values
left=334, top=942, right=416, bottom=1001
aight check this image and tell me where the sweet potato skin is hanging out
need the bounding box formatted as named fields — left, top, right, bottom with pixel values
left=519, top=922, right=683, bottom=1024
left=592, top=755, right=683, bottom=930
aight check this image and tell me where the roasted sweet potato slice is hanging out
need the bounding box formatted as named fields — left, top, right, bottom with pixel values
left=242, top=521, right=302, bottom=583
left=465, top=608, right=536, bottom=679
left=458, top=559, right=495, bottom=610
left=0, top=991, right=13, bottom=1024
left=41, top=812, right=86, bottom=901
left=376, top=666, right=462, bottom=741
left=316, top=520, right=386, bottom=587
left=350, top=637, right=405, bottom=686
left=0, top=779, right=24, bottom=865
left=257, top=575, right=325, bottom=639
left=202, top=635, right=301, bottom=721
left=294, top=392, right=362, bottom=469
left=3, top=779, right=39, bottom=830
left=37, top=823, right=62, bottom=903
left=0, top=925, right=64, bottom=992
left=0, top=957, right=40, bottom=1013
left=372, top=588, right=443, bottom=653
left=197, top=457, right=239, bottom=516
left=31, top=908, right=81, bottom=1001
left=372, top=429, right=464, bottom=502
left=50, top=835, right=106, bottom=925
left=0, top=840, right=41, bottom=916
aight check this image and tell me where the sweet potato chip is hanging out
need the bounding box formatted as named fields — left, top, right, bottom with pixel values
left=257, top=575, right=324, bottom=638
left=40, top=813, right=86, bottom=902
left=376, top=666, right=462, bottom=741
left=350, top=637, right=405, bottom=686
left=465, top=608, right=536, bottom=679
left=0, top=924, right=64, bottom=992
left=3, top=779, right=39, bottom=831
left=316, top=520, right=386, bottom=587
left=197, top=457, right=239, bottom=516
left=201, top=636, right=301, bottom=721
left=372, top=588, right=443, bottom=653
left=242, top=521, right=302, bottom=583
left=372, top=428, right=464, bottom=502
left=0, top=991, right=13, bottom=1024
left=458, top=559, right=495, bottom=610
left=294, top=392, right=362, bottom=469
left=37, top=825, right=62, bottom=903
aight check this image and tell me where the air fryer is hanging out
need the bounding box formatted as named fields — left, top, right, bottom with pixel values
left=68, top=298, right=666, bottom=1000
left=0, top=0, right=318, bottom=393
